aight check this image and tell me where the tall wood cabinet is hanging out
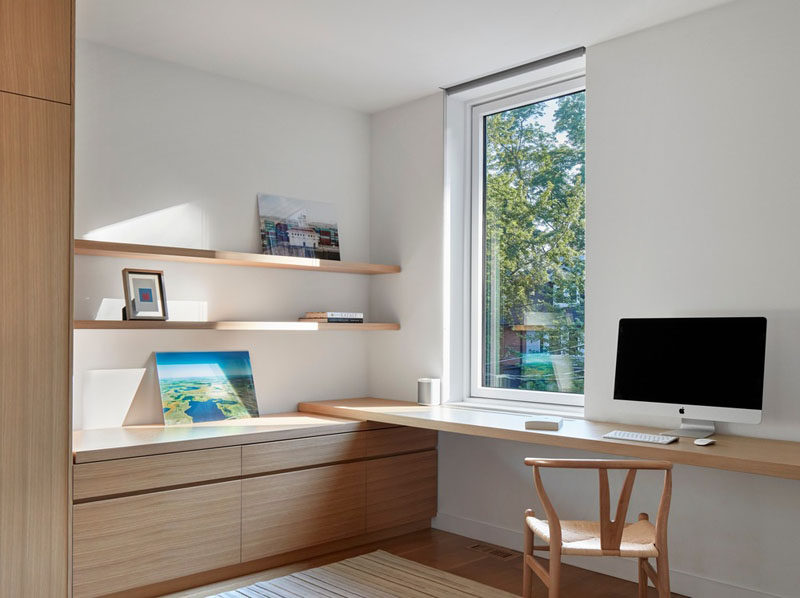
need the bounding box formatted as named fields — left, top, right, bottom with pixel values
left=0, top=1, right=73, bottom=596
left=0, top=0, right=72, bottom=103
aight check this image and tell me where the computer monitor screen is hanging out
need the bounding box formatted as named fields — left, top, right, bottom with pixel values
left=613, top=317, right=767, bottom=411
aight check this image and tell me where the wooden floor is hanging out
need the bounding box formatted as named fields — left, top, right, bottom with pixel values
left=167, top=529, right=685, bottom=598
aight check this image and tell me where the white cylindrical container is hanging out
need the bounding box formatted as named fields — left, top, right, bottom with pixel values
left=417, top=378, right=441, bottom=406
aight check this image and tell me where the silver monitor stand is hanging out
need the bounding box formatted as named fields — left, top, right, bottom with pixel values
left=662, top=418, right=716, bottom=439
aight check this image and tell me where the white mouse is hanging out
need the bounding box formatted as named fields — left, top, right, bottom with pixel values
left=694, top=438, right=716, bottom=446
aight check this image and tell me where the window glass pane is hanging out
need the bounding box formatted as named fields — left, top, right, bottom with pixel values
left=483, top=91, right=585, bottom=394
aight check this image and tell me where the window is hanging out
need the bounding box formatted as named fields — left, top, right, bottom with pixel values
left=470, top=79, right=585, bottom=407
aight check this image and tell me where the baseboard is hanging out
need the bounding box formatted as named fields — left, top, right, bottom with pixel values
left=432, top=513, right=785, bottom=598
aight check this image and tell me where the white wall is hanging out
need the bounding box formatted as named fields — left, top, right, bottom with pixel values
left=584, top=0, right=800, bottom=442
left=73, top=41, right=372, bottom=428
left=368, top=93, right=445, bottom=400
left=369, top=2, right=800, bottom=596
left=75, top=40, right=370, bottom=258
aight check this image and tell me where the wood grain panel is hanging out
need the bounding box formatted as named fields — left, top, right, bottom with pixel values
left=242, top=432, right=365, bottom=475
left=242, top=463, right=365, bottom=561
left=72, top=480, right=241, bottom=598
left=0, top=0, right=71, bottom=102
left=366, top=451, right=437, bottom=532
left=366, top=451, right=437, bottom=533
left=366, top=426, right=437, bottom=458
left=0, top=92, right=72, bottom=597
left=299, top=397, right=800, bottom=481
left=73, top=446, right=241, bottom=500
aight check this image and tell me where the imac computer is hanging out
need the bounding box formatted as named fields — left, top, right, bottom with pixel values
left=612, top=317, right=767, bottom=438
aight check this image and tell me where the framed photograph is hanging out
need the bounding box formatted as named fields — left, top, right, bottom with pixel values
left=121, top=268, right=168, bottom=320
left=257, top=194, right=341, bottom=261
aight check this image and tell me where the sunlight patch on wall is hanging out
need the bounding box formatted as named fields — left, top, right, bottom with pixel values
left=94, top=298, right=124, bottom=320
left=80, top=203, right=209, bottom=248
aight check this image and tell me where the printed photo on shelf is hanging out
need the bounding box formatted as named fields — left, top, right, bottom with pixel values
left=122, top=268, right=168, bottom=320
left=257, top=194, right=341, bottom=261
left=155, top=351, right=259, bottom=425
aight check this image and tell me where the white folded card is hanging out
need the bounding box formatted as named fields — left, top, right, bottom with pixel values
left=525, top=416, right=563, bottom=431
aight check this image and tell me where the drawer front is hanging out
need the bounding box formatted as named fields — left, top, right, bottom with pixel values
left=73, top=446, right=241, bottom=500
left=365, top=427, right=437, bottom=458
left=366, top=450, right=437, bottom=533
left=242, top=432, right=365, bottom=476
left=242, top=462, right=365, bottom=561
left=72, top=480, right=241, bottom=598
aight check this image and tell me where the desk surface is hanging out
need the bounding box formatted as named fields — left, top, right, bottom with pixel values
left=73, top=412, right=389, bottom=463
left=298, top=397, right=800, bottom=480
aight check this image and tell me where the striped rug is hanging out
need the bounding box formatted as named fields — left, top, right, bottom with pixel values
left=210, top=550, right=518, bottom=597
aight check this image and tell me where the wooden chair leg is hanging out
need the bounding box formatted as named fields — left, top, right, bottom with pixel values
left=523, top=509, right=534, bottom=597
left=548, top=549, right=562, bottom=598
left=638, top=558, right=648, bottom=598
left=655, top=551, right=671, bottom=598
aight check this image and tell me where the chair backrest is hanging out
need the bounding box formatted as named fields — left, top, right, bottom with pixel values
left=524, top=459, right=672, bottom=553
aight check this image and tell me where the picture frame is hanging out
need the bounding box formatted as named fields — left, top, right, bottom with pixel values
left=121, top=268, right=168, bottom=320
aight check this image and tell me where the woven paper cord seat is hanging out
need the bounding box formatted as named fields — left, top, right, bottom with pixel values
left=526, top=516, right=659, bottom=557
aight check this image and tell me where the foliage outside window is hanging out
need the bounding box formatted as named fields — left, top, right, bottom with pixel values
left=481, top=90, right=585, bottom=396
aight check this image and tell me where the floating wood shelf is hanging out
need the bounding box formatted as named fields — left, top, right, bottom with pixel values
left=74, top=239, right=401, bottom=275
left=74, top=320, right=400, bottom=331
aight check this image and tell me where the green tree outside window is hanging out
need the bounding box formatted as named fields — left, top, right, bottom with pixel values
left=483, top=91, right=585, bottom=394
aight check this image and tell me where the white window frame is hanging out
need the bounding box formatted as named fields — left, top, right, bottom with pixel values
left=468, top=76, right=586, bottom=409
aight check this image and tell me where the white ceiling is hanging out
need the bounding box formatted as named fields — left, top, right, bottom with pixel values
left=77, top=0, right=732, bottom=113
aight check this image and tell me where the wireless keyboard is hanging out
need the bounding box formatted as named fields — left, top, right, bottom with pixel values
left=603, top=430, right=678, bottom=444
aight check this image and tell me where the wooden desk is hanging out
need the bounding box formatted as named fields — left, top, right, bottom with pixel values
left=298, top=397, right=800, bottom=481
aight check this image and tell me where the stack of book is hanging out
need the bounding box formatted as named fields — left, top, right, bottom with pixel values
left=298, top=311, right=364, bottom=323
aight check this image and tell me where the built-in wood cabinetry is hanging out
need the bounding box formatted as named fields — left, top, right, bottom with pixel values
left=72, top=426, right=437, bottom=598
left=73, top=445, right=241, bottom=500
left=242, top=431, right=365, bottom=475
left=366, top=425, right=441, bottom=457
left=73, top=481, right=242, bottom=598
left=367, top=450, right=438, bottom=532
left=242, top=462, right=367, bottom=560
left=0, top=0, right=72, bottom=103
left=1, top=0, right=73, bottom=590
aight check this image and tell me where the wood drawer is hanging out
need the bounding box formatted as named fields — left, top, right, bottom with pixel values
left=72, top=480, right=241, bottom=598
left=73, top=446, right=241, bottom=500
left=365, top=426, right=437, bottom=458
left=242, top=462, right=365, bottom=561
left=242, top=431, right=365, bottom=475
left=366, top=450, right=437, bottom=533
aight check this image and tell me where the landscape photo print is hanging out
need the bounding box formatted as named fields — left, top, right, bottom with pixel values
left=155, top=351, right=259, bottom=425
left=257, top=194, right=341, bottom=260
